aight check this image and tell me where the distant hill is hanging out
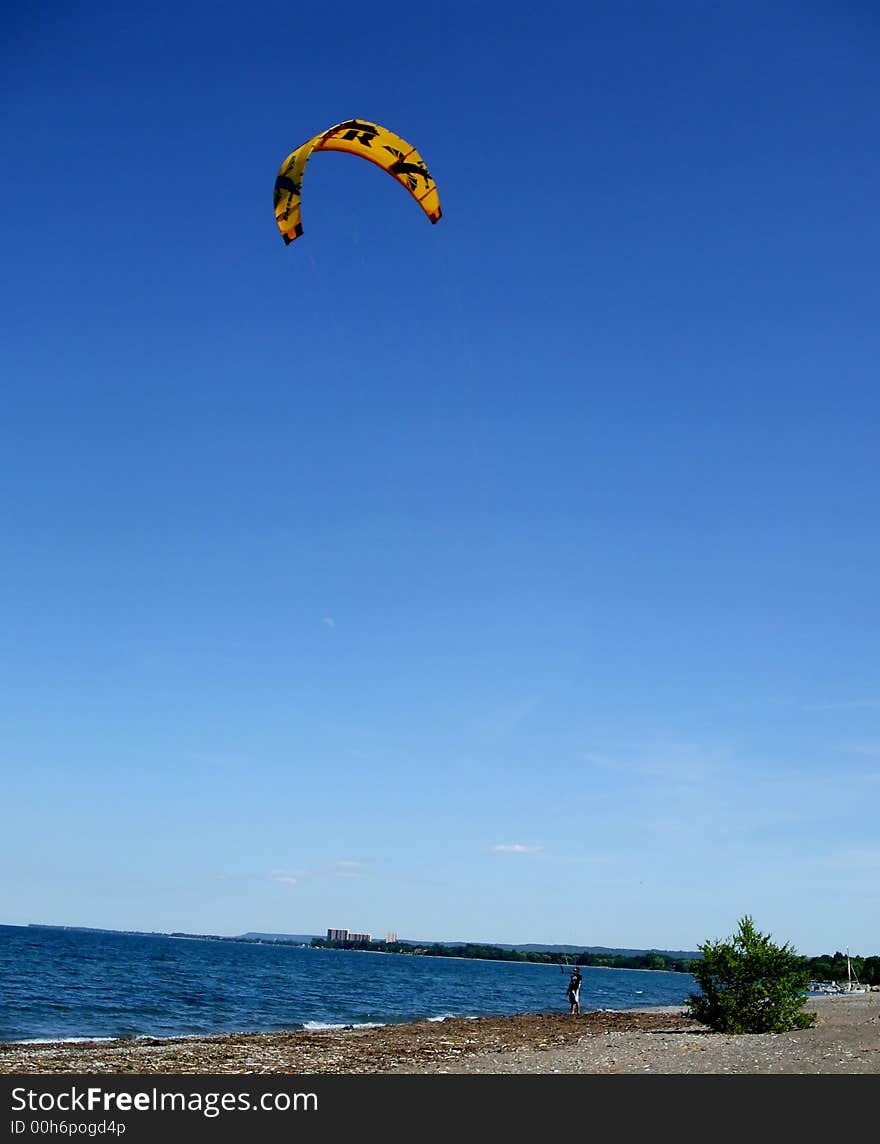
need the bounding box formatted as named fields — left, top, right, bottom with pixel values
left=503, top=943, right=701, bottom=959
left=236, top=931, right=700, bottom=959
left=398, top=940, right=702, bottom=958
left=238, top=932, right=318, bottom=944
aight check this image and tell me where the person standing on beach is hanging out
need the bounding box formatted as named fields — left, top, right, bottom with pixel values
left=567, top=966, right=582, bottom=1015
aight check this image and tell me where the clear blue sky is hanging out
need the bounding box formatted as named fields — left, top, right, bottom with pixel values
left=2, top=1, right=878, bottom=957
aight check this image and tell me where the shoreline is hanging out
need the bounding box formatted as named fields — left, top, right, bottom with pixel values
left=2, top=995, right=877, bottom=1075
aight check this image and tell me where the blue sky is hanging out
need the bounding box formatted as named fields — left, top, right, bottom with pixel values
left=2, top=1, right=878, bottom=957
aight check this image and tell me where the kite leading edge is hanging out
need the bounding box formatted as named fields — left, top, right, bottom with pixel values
left=273, top=118, right=442, bottom=245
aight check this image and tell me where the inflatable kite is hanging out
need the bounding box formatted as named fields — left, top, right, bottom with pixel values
left=273, top=119, right=442, bottom=245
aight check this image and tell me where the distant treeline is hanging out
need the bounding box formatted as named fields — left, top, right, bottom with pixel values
left=310, top=939, right=880, bottom=984
left=311, top=938, right=697, bottom=973
left=805, top=951, right=880, bottom=986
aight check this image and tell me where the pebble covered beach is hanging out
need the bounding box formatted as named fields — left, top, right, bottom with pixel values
left=2, top=994, right=877, bottom=1075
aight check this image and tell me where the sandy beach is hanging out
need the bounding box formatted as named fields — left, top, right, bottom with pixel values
left=2, top=994, right=877, bottom=1075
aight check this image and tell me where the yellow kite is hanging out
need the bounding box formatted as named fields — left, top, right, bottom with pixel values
left=273, top=119, right=442, bottom=245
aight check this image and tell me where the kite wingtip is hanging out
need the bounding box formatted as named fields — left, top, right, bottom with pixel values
left=280, top=223, right=304, bottom=246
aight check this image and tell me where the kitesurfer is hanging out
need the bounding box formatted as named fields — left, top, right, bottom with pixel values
left=567, top=966, right=582, bottom=1015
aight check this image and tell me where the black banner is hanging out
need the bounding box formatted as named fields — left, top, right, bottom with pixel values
left=0, top=1074, right=871, bottom=1141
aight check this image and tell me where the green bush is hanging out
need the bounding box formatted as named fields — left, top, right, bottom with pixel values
left=686, top=916, right=817, bottom=1033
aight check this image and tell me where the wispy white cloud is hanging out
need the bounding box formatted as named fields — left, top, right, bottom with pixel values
left=270, top=859, right=368, bottom=885
left=270, top=868, right=302, bottom=886
left=582, top=741, right=732, bottom=786
left=322, top=616, right=335, bottom=628
left=490, top=843, right=543, bottom=854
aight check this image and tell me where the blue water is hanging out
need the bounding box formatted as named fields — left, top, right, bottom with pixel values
left=0, top=925, right=698, bottom=1043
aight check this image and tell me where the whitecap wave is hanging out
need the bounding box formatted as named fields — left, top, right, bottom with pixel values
left=13, top=1036, right=118, bottom=1045
left=301, top=1020, right=386, bottom=1031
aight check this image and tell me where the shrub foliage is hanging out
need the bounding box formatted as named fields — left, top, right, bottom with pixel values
left=686, top=916, right=817, bottom=1033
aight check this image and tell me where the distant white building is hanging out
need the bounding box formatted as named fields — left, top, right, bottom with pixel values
left=327, top=927, right=372, bottom=943
left=386, top=931, right=397, bottom=943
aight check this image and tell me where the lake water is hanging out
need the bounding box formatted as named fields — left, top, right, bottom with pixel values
left=0, top=925, right=698, bottom=1043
